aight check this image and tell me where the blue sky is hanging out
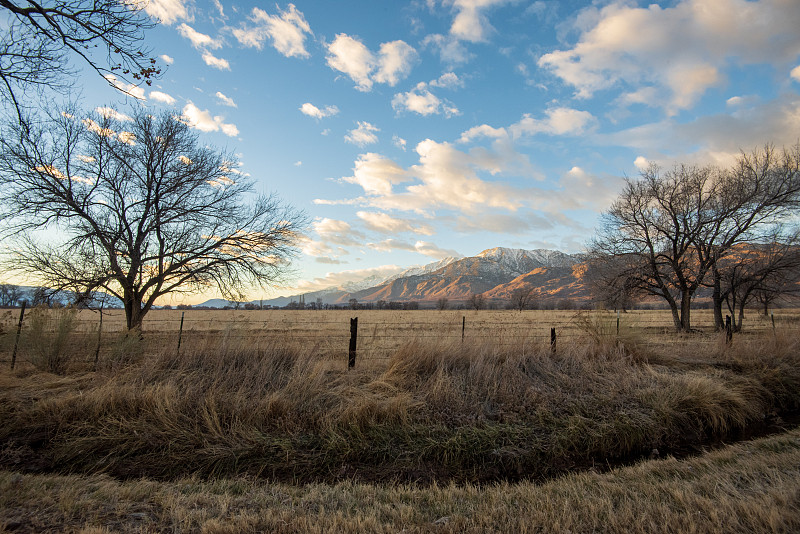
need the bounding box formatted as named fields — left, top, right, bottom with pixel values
left=72, top=0, right=800, bottom=300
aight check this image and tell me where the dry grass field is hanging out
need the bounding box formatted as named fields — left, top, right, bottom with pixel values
left=1, top=308, right=800, bottom=532
left=2, top=307, right=797, bottom=368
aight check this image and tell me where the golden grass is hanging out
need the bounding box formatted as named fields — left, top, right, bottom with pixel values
left=2, top=325, right=799, bottom=485
left=3, top=308, right=798, bottom=371
left=2, top=428, right=799, bottom=533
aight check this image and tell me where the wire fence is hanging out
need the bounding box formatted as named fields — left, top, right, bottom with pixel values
left=1, top=308, right=797, bottom=368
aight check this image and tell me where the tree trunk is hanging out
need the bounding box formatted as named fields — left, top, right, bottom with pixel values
left=669, top=304, right=681, bottom=332
left=736, top=300, right=746, bottom=333
left=679, top=292, right=692, bottom=332
left=712, top=268, right=724, bottom=331
left=123, top=289, right=145, bottom=331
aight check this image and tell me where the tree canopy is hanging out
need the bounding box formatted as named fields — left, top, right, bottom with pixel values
left=1, top=0, right=159, bottom=119
left=0, top=106, right=305, bottom=329
left=590, top=144, right=800, bottom=332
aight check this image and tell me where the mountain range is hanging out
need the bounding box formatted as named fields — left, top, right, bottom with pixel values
left=200, top=247, right=592, bottom=308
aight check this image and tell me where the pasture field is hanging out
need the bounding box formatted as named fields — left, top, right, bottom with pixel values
left=1, top=308, right=800, bottom=532
left=1, top=307, right=797, bottom=367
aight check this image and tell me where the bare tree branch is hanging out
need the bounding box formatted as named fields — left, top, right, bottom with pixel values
left=0, top=106, right=306, bottom=330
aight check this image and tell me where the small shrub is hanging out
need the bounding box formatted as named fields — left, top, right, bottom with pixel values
left=24, top=306, right=78, bottom=374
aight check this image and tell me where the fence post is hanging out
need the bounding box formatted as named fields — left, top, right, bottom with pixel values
left=725, top=315, right=732, bottom=344
left=616, top=310, right=620, bottom=336
left=550, top=327, right=556, bottom=353
left=93, top=305, right=104, bottom=371
left=462, top=316, right=465, bottom=342
left=10, top=301, right=26, bottom=370
left=771, top=312, right=776, bottom=336
left=176, top=311, right=185, bottom=355
left=349, top=317, right=358, bottom=369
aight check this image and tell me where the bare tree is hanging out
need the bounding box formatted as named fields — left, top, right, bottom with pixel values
left=584, top=253, right=637, bottom=312
left=714, top=236, right=800, bottom=330
left=701, top=144, right=800, bottom=329
left=0, top=106, right=305, bottom=330
left=436, top=296, right=449, bottom=310
left=592, top=146, right=800, bottom=332
left=510, top=287, right=538, bottom=311
left=591, top=164, right=722, bottom=332
left=0, top=283, right=21, bottom=306
left=468, top=293, right=485, bottom=310
left=1, top=0, right=160, bottom=121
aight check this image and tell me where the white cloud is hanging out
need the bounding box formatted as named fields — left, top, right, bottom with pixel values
left=367, top=239, right=460, bottom=259
left=202, top=51, right=230, bottom=70
left=326, top=34, right=374, bottom=91
left=180, top=102, right=239, bottom=137
left=103, top=74, right=145, bottom=100
left=538, top=0, right=800, bottom=115
left=345, top=121, right=380, bottom=147
left=459, top=107, right=596, bottom=143
left=791, top=65, right=800, bottom=82
left=373, top=40, right=418, bottom=86
left=392, top=82, right=460, bottom=117
left=232, top=3, right=312, bottom=58
left=392, top=135, right=407, bottom=151
left=510, top=107, right=597, bottom=137
left=320, top=138, right=537, bottom=215
left=429, top=71, right=463, bottom=88
left=424, top=0, right=512, bottom=64
left=326, top=34, right=417, bottom=91
left=448, top=0, right=513, bottom=42
left=423, top=33, right=472, bottom=65
left=215, top=91, right=237, bottom=107
left=95, top=107, right=133, bottom=122
left=413, top=241, right=461, bottom=259
left=633, top=156, right=649, bottom=170
left=212, top=0, right=225, bottom=19
left=356, top=211, right=434, bottom=235
left=160, top=54, right=175, bottom=64
left=342, top=153, right=411, bottom=196
left=150, top=91, right=176, bottom=104
left=313, top=218, right=365, bottom=245
left=553, top=166, right=623, bottom=213
left=177, top=23, right=222, bottom=49
left=454, top=211, right=553, bottom=233
left=144, top=0, right=190, bottom=25
left=599, top=94, right=800, bottom=169
left=409, top=139, right=524, bottom=211
left=300, top=102, right=339, bottom=119
left=290, top=265, right=403, bottom=293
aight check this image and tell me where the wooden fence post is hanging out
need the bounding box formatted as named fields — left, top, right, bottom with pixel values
left=550, top=327, right=556, bottom=353
left=725, top=315, right=732, bottom=344
left=176, top=311, right=185, bottom=355
left=10, top=302, right=26, bottom=370
left=93, top=306, right=104, bottom=371
left=616, top=310, right=620, bottom=336
left=771, top=312, right=776, bottom=336
left=349, top=317, right=358, bottom=369
left=462, top=316, right=465, bottom=342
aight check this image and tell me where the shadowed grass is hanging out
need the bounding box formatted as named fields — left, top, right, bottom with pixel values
left=2, top=428, right=799, bottom=533
left=2, top=327, right=799, bottom=484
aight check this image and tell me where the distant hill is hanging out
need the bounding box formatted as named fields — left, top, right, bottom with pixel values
left=204, top=248, right=591, bottom=309
left=331, top=247, right=587, bottom=306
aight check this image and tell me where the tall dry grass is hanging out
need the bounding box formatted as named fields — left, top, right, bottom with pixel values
left=2, top=325, right=798, bottom=484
